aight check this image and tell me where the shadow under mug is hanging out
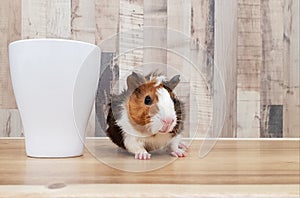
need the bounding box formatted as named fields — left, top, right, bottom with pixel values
left=9, top=39, right=101, bottom=158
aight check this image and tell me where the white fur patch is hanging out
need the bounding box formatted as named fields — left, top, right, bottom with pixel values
left=123, top=133, right=147, bottom=154
left=150, top=88, right=177, bottom=133
left=144, top=133, right=175, bottom=151
left=154, top=76, right=166, bottom=87
left=124, top=130, right=175, bottom=154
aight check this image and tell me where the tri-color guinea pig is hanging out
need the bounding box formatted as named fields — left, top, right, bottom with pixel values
left=106, top=72, right=187, bottom=160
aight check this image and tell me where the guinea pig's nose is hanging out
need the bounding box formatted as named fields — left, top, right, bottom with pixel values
left=162, top=118, right=174, bottom=125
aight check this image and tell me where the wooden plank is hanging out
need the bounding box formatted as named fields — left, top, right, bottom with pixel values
left=22, top=0, right=47, bottom=38
left=0, top=110, right=23, bottom=137
left=71, top=0, right=96, bottom=137
left=238, top=18, right=261, bottom=33
left=95, top=0, right=119, bottom=48
left=118, top=0, right=144, bottom=88
left=214, top=0, right=237, bottom=137
left=95, top=52, right=118, bottom=137
left=167, top=0, right=191, bottom=80
left=0, top=139, right=299, bottom=186
left=0, top=184, right=299, bottom=198
left=22, top=0, right=71, bottom=38
left=143, top=0, right=167, bottom=74
left=236, top=0, right=261, bottom=138
left=283, top=0, right=300, bottom=137
left=261, top=105, right=283, bottom=137
left=94, top=0, right=119, bottom=137
left=0, top=0, right=21, bottom=108
left=167, top=0, right=191, bottom=137
left=238, top=0, right=260, bottom=5
left=260, top=0, right=284, bottom=137
left=190, top=0, right=214, bottom=138
left=238, top=4, right=260, bottom=18
left=46, top=0, right=71, bottom=38
left=71, top=0, right=96, bottom=43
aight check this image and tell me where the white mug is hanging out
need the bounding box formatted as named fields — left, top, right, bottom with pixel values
left=9, top=39, right=101, bottom=157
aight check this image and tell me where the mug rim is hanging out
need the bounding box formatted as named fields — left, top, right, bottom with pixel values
left=9, top=38, right=99, bottom=49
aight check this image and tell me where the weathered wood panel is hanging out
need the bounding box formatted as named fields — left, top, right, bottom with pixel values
left=22, top=0, right=71, bottom=39
left=95, top=52, right=118, bottom=137
left=94, top=0, right=120, bottom=137
left=118, top=0, right=144, bottom=90
left=188, top=0, right=213, bottom=138
left=95, top=0, right=119, bottom=48
left=236, top=0, right=261, bottom=138
left=0, top=109, right=23, bottom=137
left=71, top=0, right=97, bottom=136
left=143, top=0, right=167, bottom=74
left=260, top=0, right=284, bottom=137
left=167, top=0, right=191, bottom=80
left=71, top=0, right=96, bottom=43
left=214, top=0, right=238, bottom=137
left=0, top=0, right=299, bottom=138
left=0, top=0, right=21, bottom=109
left=191, top=0, right=214, bottom=85
left=283, top=0, right=300, bottom=137
left=167, top=0, right=192, bottom=137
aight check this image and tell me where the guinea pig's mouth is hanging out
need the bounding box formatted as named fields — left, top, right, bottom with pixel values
left=159, top=125, right=173, bottom=133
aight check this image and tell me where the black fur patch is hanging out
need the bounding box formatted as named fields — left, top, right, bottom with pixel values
left=106, top=104, right=126, bottom=149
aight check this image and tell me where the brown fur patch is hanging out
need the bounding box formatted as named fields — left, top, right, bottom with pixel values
left=127, top=81, right=163, bottom=126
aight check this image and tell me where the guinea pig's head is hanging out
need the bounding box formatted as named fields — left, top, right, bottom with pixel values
left=126, top=72, right=180, bottom=135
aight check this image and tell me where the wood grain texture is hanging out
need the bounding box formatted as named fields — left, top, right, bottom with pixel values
left=236, top=0, right=261, bottom=138
left=22, top=0, right=71, bottom=38
left=283, top=0, right=300, bottom=137
left=0, top=0, right=21, bottom=109
left=260, top=0, right=284, bottom=137
left=118, top=0, right=144, bottom=88
left=94, top=0, right=120, bottom=137
left=190, top=0, right=213, bottom=138
left=214, top=0, right=237, bottom=137
left=71, top=0, right=96, bottom=137
left=0, top=0, right=299, bottom=138
left=0, top=110, right=22, bottom=137
left=191, top=0, right=214, bottom=83
left=167, top=0, right=192, bottom=137
left=95, top=0, right=119, bottom=48
left=95, top=52, right=118, bottom=137
left=0, top=139, right=298, bottom=188
left=71, top=0, right=96, bottom=43
left=22, top=0, right=47, bottom=38
left=0, top=184, right=299, bottom=198
left=143, top=0, right=167, bottom=74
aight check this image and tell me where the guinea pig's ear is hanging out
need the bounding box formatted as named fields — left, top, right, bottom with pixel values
left=127, top=72, right=146, bottom=91
left=164, top=75, right=180, bottom=90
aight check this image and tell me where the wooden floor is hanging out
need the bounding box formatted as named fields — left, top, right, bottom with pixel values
left=0, top=138, right=299, bottom=197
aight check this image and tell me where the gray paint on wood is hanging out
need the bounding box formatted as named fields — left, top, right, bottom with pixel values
left=0, top=109, right=23, bottom=137
left=95, top=52, right=118, bottom=137
left=206, top=0, right=215, bottom=91
left=261, top=105, right=283, bottom=138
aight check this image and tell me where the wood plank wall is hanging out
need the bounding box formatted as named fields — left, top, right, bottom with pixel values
left=0, top=0, right=299, bottom=138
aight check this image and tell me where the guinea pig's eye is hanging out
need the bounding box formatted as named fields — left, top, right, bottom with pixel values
left=144, top=95, right=152, bottom=105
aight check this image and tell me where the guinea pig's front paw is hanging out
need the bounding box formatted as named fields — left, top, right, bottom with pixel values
left=170, top=148, right=186, bottom=158
left=135, top=151, right=151, bottom=160
left=178, top=142, right=188, bottom=151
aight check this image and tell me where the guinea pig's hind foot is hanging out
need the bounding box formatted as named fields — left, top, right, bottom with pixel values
left=135, top=151, right=151, bottom=160
left=170, top=148, right=186, bottom=158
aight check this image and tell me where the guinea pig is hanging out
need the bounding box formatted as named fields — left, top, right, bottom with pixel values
left=106, top=72, right=187, bottom=160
